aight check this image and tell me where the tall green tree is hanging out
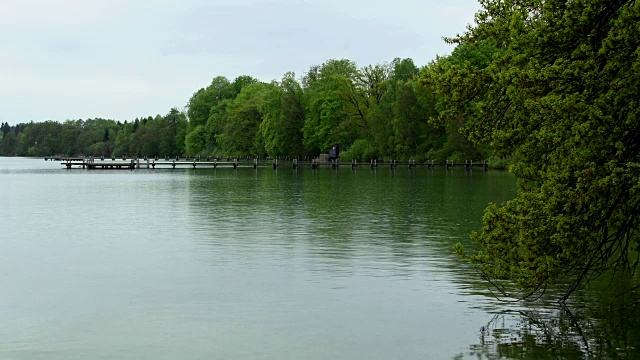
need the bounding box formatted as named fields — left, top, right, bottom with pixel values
left=187, top=76, right=233, bottom=131
left=230, top=75, right=259, bottom=97
left=0, top=132, right=17, bottom=155
left=203, top=99, right=232, bottom=155
left=302, top=59, right=358, bottom=154
left=429, top=0, right=640, bottom=300
left=259, top=72, right=306, bottom=157
left=422, top=42, right=497, bottom=162
left=1, top=122, right=10, bottom=137
left=217, top=82, right=273, bottom=157
left=185, top=125, right=206, bottom=156
left=159, top=108, right=187, bottom=156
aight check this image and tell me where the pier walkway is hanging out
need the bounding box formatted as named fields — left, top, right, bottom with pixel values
left=59, top=157, right=489, bottom=170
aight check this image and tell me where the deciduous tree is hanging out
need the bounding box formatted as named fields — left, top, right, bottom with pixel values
left=431, top=0, right=640, bottom=300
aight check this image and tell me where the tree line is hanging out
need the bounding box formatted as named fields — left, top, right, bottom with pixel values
left=0, top=56, right=502, bottom=164
left=0, top=110, right=187, bottom=159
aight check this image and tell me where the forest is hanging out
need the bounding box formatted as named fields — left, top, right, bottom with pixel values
left=0, top=50, right=499, bottom=164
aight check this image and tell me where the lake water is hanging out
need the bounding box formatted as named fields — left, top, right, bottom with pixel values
left=1, top=157, right=637, bottom=359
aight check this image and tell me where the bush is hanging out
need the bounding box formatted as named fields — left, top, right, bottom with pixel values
left=340, top=139, right=379, bottom=161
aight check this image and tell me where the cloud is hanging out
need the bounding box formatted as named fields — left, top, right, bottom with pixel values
left=1, top=0, right=127, bottom=32
left=0, top=0, right=481, bottom=124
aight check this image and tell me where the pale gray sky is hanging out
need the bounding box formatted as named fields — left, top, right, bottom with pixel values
left=1, top=0, right=480, bottom=124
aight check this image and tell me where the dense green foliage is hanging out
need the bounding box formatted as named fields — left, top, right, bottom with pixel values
left=0, top=110, right=187, bottom=158
left=432, top=0, right=640, bottom=300
left=0, top=58, right=489, bottom=162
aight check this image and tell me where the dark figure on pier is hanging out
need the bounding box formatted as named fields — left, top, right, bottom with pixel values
left=328, top=144, right=340, bottom=160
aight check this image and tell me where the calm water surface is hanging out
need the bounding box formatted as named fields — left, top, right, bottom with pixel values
left=0, top=157, right=636, bottom=359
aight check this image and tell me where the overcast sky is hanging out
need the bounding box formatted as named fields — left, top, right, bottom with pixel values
left=1, top=0, right=481, bottom=124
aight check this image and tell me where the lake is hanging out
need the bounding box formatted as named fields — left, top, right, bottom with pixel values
left=1, top=157, right=637, bottom=359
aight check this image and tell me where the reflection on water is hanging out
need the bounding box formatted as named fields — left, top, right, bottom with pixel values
left=459, top=295, right=640, bottom=359
left=1, top=157, right=638, bottom=359
left=184, top=167, right=504, bottom=280
left=457, top=256, right=640, bottom=359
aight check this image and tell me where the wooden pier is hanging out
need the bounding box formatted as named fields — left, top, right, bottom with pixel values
left=59, top=157, right=489, bottom=170
left=62, top=159, right=136, bottom=169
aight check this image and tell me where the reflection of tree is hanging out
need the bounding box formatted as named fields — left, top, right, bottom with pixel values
left=185, top=169, right=515, bottom=273
left=456, top=298, right=640, bottom=360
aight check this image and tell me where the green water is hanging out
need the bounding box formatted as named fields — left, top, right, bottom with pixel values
left=0, top=157, right=637, bottom=359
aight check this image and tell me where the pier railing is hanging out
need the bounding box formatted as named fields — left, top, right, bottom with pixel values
left=56, top=156, right=490, bottom=170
